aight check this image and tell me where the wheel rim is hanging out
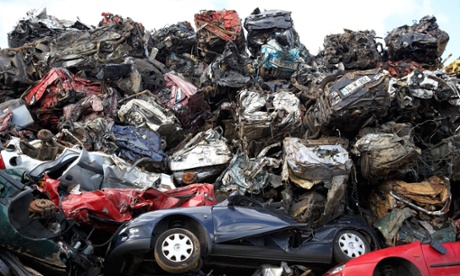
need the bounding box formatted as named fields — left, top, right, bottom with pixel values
left=338, top=232, right=366, bottom=258
left=161, top=233, right=194, bottom=262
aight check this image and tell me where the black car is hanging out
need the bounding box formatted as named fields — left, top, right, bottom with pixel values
left=105, top=194, right=382, bottom=275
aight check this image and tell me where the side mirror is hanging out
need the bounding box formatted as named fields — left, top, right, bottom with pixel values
left=430, top=239, right=447, bottom=255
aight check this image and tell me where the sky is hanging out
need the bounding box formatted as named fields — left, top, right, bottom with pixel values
left=0, top=0, right=458, bottom=64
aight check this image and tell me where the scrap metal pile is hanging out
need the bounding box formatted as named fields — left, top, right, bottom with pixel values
left=1, top=6, right=460, bottom=274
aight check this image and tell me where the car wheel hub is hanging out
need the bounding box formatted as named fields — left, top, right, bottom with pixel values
left=339, top=233, right=365, bottom=258
left=161, top=233, right=194, bottom=262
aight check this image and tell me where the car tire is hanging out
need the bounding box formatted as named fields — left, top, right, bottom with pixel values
left=154, top=228, right=201, bottom=274
left=375, top=260, right=422, bottom=276
left=333, top=229, right=370, bottom=264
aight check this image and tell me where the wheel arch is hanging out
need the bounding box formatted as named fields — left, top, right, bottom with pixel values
left=354, top=228, right=381, bottom=251
left=373, top=257, right=422, bottom=276
left=152, top=214, right=211, bottom=256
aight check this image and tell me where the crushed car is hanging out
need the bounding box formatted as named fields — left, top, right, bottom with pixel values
left=104, top=193, right=382, bottom=275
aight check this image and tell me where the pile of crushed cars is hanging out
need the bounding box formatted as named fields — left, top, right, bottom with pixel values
left=1, top=6, right=460, bottom=275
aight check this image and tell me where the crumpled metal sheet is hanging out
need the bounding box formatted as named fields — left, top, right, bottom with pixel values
left=424, top=134, right=460, bottom=181
left=384, top=15, right=449, bottom=69
left=374, top=207, right=456, bottom=247
left=371, top=176, right=451, bottom=220
left=259, top=39, right=303, bottom=80
left=374, top=207, right=417, bottom=246
left=0, top=47, right=43, bottom=96
left=55, top=148, right=163, bottom=191
left=244, top=8, right=310, bottom=62
left=96, top=63, right=132, bottom=80
left=129, top=57, right=167, bottom=91
left=168, top=128, right=232, bottom=171
left=0, top=99, right=34, bottom=129
left=385, top=69, right=460, bottom=152
left=23, top=68, right=104, bottom=128
left=62, top=89, right=118, bottom=123
left=200, top=40, right=253, bottom=91
left=402, top=69, right=460, bottom=104
left=117, top=97, right=184, bottom=148
left=290, top=191, right=326, bottom=228
left=7, top=7, right=89, bottom=48
left=163, top=72, right=198, bottom=109
left=164, top=53, right=206, bottom=87
left=378, top=60, right=424, bottom=78
left=38, top=175, right=216, bottom=231
left=352, top=122, right=421, bottom=181
left=2, top=7, right=460, bottom=262
left=282, top=137, right=352, bottom=189
left=392, top=176, right=450, bottom=205
left=289, top=174, right=348, bottom=228
left=304, top=68, right=391, bottom=137
left=215, top=143, right=282, bottom=194
left=238, top=89, right=302, bottom=157
left=48, top=17, right=150, bottom=72
left=194, top=9, right=245, bottom=62
left=1, top=137, right=71, bottom=172
left=4, top=143, right=163, bottom=191
left=150, top=21, right=197, bottom=64
left=161, top=72, right=210, bottom=134
left=390, top=70, right=460, bottom=111
left=56, top=117, right=116, bottom=153
left=389, top=176, right=451, bottom=216
left=320, top=29, right=381, bottom=70
left=111, top=124, right=167, bottom=170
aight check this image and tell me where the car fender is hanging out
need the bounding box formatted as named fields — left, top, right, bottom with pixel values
left=343, top=241, right=429, bottom=275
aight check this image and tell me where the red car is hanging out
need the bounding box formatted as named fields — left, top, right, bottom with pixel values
left=324, top=239, right=460, bottom=276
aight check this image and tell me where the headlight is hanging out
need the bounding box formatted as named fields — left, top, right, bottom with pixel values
left=328, top=264, right=345, bottom=275
left=119, top=226, right=151, bottom=242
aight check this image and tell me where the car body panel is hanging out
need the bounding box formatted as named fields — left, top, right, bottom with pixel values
left=212, top=204, right=305, bottom=243
left=423, top=242, right=460, bottom=275
left=324, top=240, right=460, bottom=276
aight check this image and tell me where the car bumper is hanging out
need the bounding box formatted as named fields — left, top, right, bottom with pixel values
left=324, top=262, right=377, bottom=276
left=104, top=237, right=152, bottom=275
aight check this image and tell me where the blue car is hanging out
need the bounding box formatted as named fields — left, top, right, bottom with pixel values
left=105, top=194, right=382, bottom=275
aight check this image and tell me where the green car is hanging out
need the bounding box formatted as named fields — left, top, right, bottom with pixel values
left=0, top=169, right=101, bottom=275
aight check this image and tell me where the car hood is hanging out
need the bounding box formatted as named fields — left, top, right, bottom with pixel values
left=212, top=205, right=307, bottom=243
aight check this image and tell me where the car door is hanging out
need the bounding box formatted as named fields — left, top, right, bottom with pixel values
left=422, top=241, right=460, bottom=275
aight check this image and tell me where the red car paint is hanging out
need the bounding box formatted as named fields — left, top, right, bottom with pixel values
left=23, top=68, right=102, bottom=126
left=194, top=10, right=243, bottom=41
left=164, top=72, right=197, bottom=109
left=37, top=174, right=217, bottom=232
left=324, top=240, right=460, bottom=276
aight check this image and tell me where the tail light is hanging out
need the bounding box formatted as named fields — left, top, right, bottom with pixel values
left=0, top=153, right=5, bottom=170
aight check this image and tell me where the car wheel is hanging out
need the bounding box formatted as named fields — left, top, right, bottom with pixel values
left=154, top=228, right=201, bottom=274
left=333, top=229, right=370, bottom=263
